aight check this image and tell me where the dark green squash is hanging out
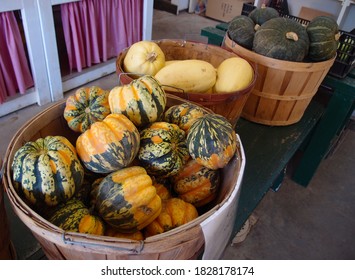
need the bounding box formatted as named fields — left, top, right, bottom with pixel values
left=186, top=114, right=237, bottom=170
left=306, top=16, right=339, bottom=61
left=248, top=5, right=279, bottom=26
left=138, top=122, right=190, bottom=177
left=253, top=17, right=309, bottom=62
left=228, top=15, right=256, bottom=50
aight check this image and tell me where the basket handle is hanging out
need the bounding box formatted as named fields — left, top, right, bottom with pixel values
left=62, top=232, right=145, bottom=254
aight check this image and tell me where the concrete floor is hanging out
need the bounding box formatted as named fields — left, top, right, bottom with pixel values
left=1, top=9, right=355, bottom=260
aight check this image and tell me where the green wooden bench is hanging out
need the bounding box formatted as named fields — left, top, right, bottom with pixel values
left=200, top=23, right=228, bottom=46
left=232, top=101, right=325, bottom=235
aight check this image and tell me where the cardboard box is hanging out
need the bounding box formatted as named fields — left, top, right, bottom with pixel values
left=205, top=0, right=252, bottom=22
left=298, top=6, right=334, bottom=21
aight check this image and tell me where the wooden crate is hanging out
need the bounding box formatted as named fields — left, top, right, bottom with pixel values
left=3, top=94, right=245, bottom=260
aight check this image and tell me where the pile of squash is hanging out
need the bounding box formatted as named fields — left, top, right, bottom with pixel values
left=228, top=4, right=340, bottom=62
left=11, top=75, right=238, bottom=240
left=123, top=40, right=255, bottom=94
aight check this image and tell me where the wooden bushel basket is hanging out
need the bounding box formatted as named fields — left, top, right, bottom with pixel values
left=0, top=158, right=16, bottom=259
left=116, top=39, right=257, bottom=128
left=223, top=34, right=336, bottom=126
left=2, top=94, right=245, bottom=260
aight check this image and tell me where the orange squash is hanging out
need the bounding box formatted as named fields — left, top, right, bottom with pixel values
left=144, top=198, right=198, bottom=237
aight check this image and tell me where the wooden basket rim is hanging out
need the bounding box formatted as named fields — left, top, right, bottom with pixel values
left=223, top=33, right=336, bottom=71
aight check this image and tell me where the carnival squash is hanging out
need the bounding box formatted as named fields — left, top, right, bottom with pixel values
left=95, top=166, right=162, bottom=233
left=172, top=159, right=220, bottom=207
left=76, top=113, right=140, bottom=174
left=138, top=122, right=190, bottom=177
left=163, top=103, right=209, bottom=132
left=144, top=198, right=198, bottom=237
left=109, top=75, right=167, bottom=127
left=12, top=136, right=84, bottom=207
left=253, top=17, right=309, bottom=62
left=48, top=198, right=104, bottom=235
left=186, top=114, right=237, bottom=170
left=64, top=86, right=110, bottom=133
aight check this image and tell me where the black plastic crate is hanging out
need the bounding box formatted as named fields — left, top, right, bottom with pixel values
left=241, top=3, right=256, bottom=16
left=241, top=4, right=355, bottom=78
left=328, top=30, right=355, bottom=79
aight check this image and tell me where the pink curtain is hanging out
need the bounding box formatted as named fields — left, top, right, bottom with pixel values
left=61, top=0, right=143, bottom=73
left=0, top=11, right=34, bottom=104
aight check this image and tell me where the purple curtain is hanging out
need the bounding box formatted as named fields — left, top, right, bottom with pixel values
left=61, top=0, right=143, bottom=73
left=0, top=11, right=34, bottom=104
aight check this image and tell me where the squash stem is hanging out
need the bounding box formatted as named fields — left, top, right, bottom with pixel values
left=146, top=52, right=158, bottom=63
left=286, top=32, right=298, bottom=42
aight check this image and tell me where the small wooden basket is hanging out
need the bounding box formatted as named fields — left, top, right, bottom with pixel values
left=3, top=94, right=245, bottom=260
left=224, top=34, right=336, bottom=126
left=116, top=39, right=256, bottom=127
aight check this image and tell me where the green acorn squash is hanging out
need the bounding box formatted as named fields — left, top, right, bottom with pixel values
left=186, top=114, right=237, bottom=170
left=11, top=136, right=84, bottom=207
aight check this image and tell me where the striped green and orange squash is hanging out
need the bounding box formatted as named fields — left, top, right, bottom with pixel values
left=163, top=102, right=209, bottom=132
left=95, top=166, right=162, bottom=233
left=64, top=86, right=111, bottom=133
left=306, top=16, right=340, bottom=61
left=108, top=75, right=167, bottom=127
left=172, top=159, right=221, bottom=207
left=144, top=198, right=198, bottom=237
left=138, top=122, right=190, bottom=178
left=11, top=136, right=84, bottom=207
left=76, top=113, right=140, bottom=174
left=48, top=198, right=105, bottom=235
left=186, top=114, right=237, bottom=170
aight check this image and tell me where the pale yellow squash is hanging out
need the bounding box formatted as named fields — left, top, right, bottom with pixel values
left=155, top=59, right=217, bottom=93
left=214, top=57, right=254, bottom=93
left=123, top=41, right=165, bottom=76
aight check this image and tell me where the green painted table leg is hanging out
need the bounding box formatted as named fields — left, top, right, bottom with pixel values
left=292, top=77, right=355, bottom=187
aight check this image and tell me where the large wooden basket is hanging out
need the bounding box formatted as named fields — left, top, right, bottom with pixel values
left=116, top=39, right=257, bottom=128
left=0, top=158, right=16, bottom=259
left=2, top=94, right=245, bottom=260
left=224, top=34, right=335, bottom=126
